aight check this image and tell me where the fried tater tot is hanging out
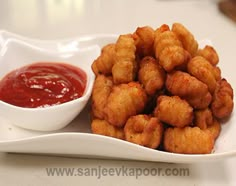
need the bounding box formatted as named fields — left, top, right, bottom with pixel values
left=166, top=71, right=212, bottom=109
left=186, top=92, right=212, bottom=109
left=91, top=75, right=113, bottom=119
left=187, top=56, right=217, bottom=94
left=197, top=45, right=219, bottom=66
left=211, top=79, right=234, bottom=119
left=133, top=26, right=155, bottom=57
left=153, top=24, right=170, bottom=53
left=166, top=71, right=209, bottom=97
left=124, top=115, right=163, bottom=149
left=172, top=23, right=198, bottom=57
left=154, top=30, right=181, bottom=58
left=91, top=119, right=125, bottom=140
left=154, top=29, right=190, bottom=72
left=159, top=45, right=190, bottom=72
left=138, top=56, right=166, bottom=95
left=194, top=108, right=213, bottom=130
left=154, top=96, right=193, bottom=128
left=92, top=44, right=115, bottom=75
left=112, top=34, right=137, bottom=84
left=104, top=82, right=147, bottom=127
left=164, top=127, right=214, bottom=154
left=206, top=119, right=221, bottom=140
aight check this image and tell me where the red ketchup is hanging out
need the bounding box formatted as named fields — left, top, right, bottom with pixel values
left=0, top=62, right=87, bottom=108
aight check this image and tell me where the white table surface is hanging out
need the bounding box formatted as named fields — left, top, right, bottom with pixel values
left=0, top=0, right=236, bottom=185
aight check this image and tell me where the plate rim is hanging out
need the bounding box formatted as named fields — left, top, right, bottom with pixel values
left=0, top=30, right=235, bottom=163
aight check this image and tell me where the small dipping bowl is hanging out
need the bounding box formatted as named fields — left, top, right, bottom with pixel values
left=0, top=38, right=100, bottom=131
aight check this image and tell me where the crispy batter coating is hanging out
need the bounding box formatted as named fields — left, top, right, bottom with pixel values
left=211, top=79, right=234, bottom=119
left=206, top=119, right=221, bottom=140
left=153, top=24, right=170, bottom=53
left=124, top=115, right=163, bottom=149
left=112, top=34, right=137, bottom=84
left=91, top=75, right=113, bottom=119
left=172, top=23, right=198, bottom=57
left=92, top=44, right=115, bottom=75
left=164, top=127, right=214, bottom=154
left=154, top=96, right=193, bottom=128
left=138, top=56, right=166, bottom=95
left=133, top=26, right=155, bottom=57
left=154, top=28, right=190, bottom=72
left=186, top=92, right=212, bottom=109
left=166, top=71, right=212, bottom=109
left=197, top=45, right=219, bottom=66
left=194, top=108, right=213, bottom=130
left=154, top=30, right=181, bottom=58
left=104, top=82, right=147, bottom=127
left=187, top=56, right=217, bottom=94
left=91, top=119, right=125, bottom=140
left=159, top=45, right=190, bottom=72
left=166, top=71, right=209, bottom=97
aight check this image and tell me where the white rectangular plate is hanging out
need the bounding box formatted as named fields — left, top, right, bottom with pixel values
left=0, top=30, right=235, bottom=163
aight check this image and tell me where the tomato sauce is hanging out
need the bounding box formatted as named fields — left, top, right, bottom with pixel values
left=0, top=62, right=87, bottom=108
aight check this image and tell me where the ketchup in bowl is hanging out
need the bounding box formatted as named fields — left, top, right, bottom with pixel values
left=0, top=62, right=87, bottom=108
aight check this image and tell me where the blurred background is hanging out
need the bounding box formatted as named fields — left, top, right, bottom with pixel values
left=0, top=0, right=234, bottom=39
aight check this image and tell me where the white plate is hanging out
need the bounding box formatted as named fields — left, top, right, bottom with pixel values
left=0, top=30, right=235, bottom=163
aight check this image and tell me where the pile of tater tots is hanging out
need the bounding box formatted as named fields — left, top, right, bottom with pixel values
left=91, top=23, right=234, bottom=154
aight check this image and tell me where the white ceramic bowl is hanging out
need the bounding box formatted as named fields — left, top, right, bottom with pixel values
left=0, top=37, right=100, bottom=131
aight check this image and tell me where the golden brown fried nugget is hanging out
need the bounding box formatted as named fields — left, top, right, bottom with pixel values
left=154, top=29, right=190, bottom=72
left=138, top=56, right=166, bottom=95
left=104, top=82, right=147, bottom=127
left=91, top=119, right=125, bottom=140
left=166, top=70, right=212, bottom=109
left=194, top=108, right=213, bottom=130
left=172, top=23, right=198, bottom=57
left=206, top=119, right=221, bottom=140
left=186, top=92, right=212, bottom=109
left=154, top=30, right=181, bottom=58
left=211, top=79, right=234, bottom=119
left=153, top=24, right=170, bottom=52
left=91, top=75, right=113, bottom=119
left=197, top=45, right=219, bottom=66
left=187, top=56, right=217, bottom=94
left=133, top=26, right=155, bottom=57
left=124, top=115, right=163, bottom=149
left=154, top=96, right=193, bottom=128
left=159, top=45, right=190, bottom=72
left=166, top=71, right=209, bottom=97
left=164, top=127, right=214, bottom=154
left=112, top=34, right=137, bottom=84
left=92, top=44, right=115, bottom=75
